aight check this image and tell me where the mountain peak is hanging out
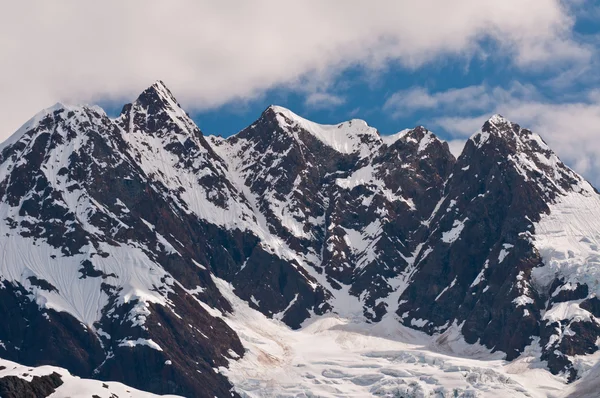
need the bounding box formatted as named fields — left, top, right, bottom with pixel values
left=118, top=80, right=201, bottom=140
left=488, top=113, right=510, bottom=126
left=265, top=104, right=290, bottom=114
left=0, top=102, right=106, bottom=155
left=149, top=80, right=177, bottom=101
left=470, top=113, right=520, bottom=150
left=259, top=104, right=379, bottom=156
left=381, top=126, right=448, bottom=156
left=461, top=114, right=585, bottom=198
left=264, top=104, right=372, bottom=132
left=481, top=114, right=516, bottom=136
left=129, top=80, right=180, bottom=113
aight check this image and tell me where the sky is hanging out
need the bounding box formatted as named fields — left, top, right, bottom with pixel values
left=2, top=1, right=600, bottom=184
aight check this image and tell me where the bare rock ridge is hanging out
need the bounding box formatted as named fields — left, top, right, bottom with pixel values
left=0, top=81, right=600, bottom=395
left=0, top=371, right=63, bottom=398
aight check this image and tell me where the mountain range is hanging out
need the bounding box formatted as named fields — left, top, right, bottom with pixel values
left=1, top=81, right=599, bottom=397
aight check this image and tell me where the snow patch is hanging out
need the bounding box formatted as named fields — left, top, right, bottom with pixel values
left=441, top=218, right=467, bottom=243
left=118, top=338, right=163, bottom=352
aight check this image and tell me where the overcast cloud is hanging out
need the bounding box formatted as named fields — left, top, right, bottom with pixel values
left=0, top=0, right=587, bottom=139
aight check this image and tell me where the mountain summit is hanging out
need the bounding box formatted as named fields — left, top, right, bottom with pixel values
left=1, top=82, right=599, bottom=396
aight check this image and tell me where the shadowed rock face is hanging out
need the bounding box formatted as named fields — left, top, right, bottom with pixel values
left=216, top=108, right=455, bottom=322
left=0, top=372, right=63, bottom=398
left=396, top=116, right=600, bottom=380
left=1, top=82, right=600, bottom=394
left=398, top=119, right=552, bottom=356
left=0, top=87, right=246, bottom=397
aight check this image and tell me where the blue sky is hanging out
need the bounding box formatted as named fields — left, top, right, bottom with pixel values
left=3, top=1, right=600, bottom=183
left=188, top=55, right=517, bottom=138
left=183, top=14, right=598, bottom=142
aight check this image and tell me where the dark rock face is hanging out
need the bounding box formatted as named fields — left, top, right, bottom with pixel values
left=214, top=107, right=455, bottom=322
left=0, top=88, right=246, bottom=397
left=0, top=372, right=63, bottom=398
left=0, top=282, right=105, bottom=378
left=580, top=297, right=600, bottom=318
left=341, top=127, right=455, bottom=320
left=398, top=118, right=551, bottom=354
left=396, top=115, right=600, bottom=378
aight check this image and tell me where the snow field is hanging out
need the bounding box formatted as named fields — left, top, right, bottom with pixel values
left=0, top=358, right=181, bottom=398
left=214, top=278, right=566, bottom=398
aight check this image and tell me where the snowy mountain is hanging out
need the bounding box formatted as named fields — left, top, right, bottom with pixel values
left=1, top=81, right=600, bottom=397
left=397, top=115, right=600, bottom=380
left=210, top=105, right=453, bottom=324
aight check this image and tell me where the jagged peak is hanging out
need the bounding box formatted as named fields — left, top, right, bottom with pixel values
left=1, top=103, right=106, bottom=153
left=147, top=80, right=179, bottom=104
left=488, top=113, right=510, bottom=126
left=405, top=127, right=443, bottom=153
left=469, top=114, right=522, bottom=150
left=118, top=80, right=202, bottom=140
left=399, top=126, right=432, bottom=141
left=128, top=80, right=181, bottom=113
left=382, top=126, right=447, bottom=155
left=252, top=105, right=379, bottom=156
left=460, top=114, right=586, bottom=196
left=468, top=114, right=551, bottom=152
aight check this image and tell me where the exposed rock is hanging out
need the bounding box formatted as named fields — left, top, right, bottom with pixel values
left=0, top=372, right=63, bottom=398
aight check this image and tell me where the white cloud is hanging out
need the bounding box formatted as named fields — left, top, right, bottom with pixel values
left=434, top=116, right=487, bottom=137
left=0, top=0, right=588, bottom=140
left=304, top=92, right=345, bottom=109
left=384, top=86, right=492, bottom=117
left=446, top=139, right=468, bottom=158
left=384, top=83, right=541, bottom=118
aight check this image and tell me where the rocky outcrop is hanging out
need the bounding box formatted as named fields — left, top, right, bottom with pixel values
left=0, top=372, right=63, bottom=398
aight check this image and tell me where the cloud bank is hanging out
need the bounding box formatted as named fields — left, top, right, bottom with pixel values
left=0, top=0, right=585, bottom=140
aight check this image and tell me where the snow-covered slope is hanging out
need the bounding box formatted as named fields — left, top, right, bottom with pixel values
left=214, top=276, right=566, bottom=398
left=0, top=358, right=181, bottom=397
left=561, top=357, right=600, bottom=398
left=268, top=105, right=381, bottom=157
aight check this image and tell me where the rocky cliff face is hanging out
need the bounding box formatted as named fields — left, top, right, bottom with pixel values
left=210, top=106, right=454, bottom=324
left=397, top=115, right=600, bottom=380
left=1, top=82, right=600, bottom=395
left=0, top=84, right=245, bottom=397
